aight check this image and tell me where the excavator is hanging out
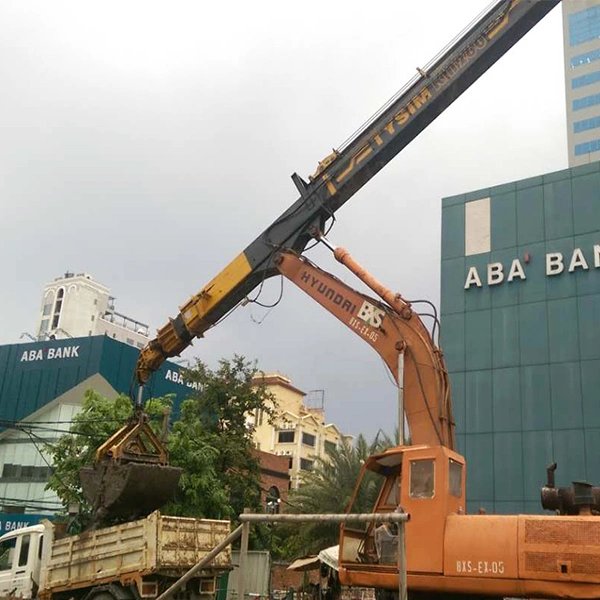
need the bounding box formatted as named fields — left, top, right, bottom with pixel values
left=78, top=1, right=600, bottom=597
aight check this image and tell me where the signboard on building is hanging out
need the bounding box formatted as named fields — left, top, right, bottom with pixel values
left=0, top=513, right=44, bottom=534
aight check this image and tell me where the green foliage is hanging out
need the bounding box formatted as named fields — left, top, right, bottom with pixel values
left=47, top=356, right=274, bottom=530
left=277, top=433, right=393, bottom=559
left=167, top=355, right=275, bottom=522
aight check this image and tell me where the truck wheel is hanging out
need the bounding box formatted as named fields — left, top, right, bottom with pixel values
left=84, top=584, right=135, bottom=600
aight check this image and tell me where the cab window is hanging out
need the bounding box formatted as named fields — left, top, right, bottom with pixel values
left=410, top=459, right=434, bottom=499
left=0, top=538, right=16, bottom=571
left=382, top=475, right=400, bottom=507
left=18, top=535, right=30, bottom=567
left=449, top=459, right=462, bottom=497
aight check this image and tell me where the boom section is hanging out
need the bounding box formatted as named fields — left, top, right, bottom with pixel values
left=135, top=0, right=559, bottom=384
left=312, top=0, right=560, bottom=212
left=275, top=251, right=454, bottom=448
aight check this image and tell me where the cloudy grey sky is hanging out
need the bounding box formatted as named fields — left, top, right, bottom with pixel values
left=0, top=1, right=566, bottom=439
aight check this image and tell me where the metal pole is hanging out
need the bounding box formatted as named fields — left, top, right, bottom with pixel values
left=155, top=524, right=243, bottom=600
left=398, top=517, right=407, bottom=600
left=136, top=386, right=144, bottom=409
left=398, top=351, right=405, bottom=446
left=238, top=508, right=250, bottom=600
left=239, top=512, right=408, bottom=524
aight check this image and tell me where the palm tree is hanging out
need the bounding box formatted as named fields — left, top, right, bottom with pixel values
left=280, top=432, right=394, bottom=558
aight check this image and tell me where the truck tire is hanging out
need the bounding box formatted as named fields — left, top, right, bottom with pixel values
left=84, top=584, right=135, bottom=600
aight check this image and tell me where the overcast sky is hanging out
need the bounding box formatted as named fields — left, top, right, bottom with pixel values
left=0, top=1, right=567, bottom=440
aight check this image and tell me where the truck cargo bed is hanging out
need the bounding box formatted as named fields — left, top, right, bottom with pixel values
left=43, top=512, right=230, bottom=593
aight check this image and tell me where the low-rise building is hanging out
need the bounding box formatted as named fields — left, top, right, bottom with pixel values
left=37, top=272, right=149, bottom=348
left=251, top=373, right=347, bottom=489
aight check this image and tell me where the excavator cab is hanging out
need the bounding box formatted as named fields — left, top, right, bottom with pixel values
left=79, top=407, right=182, bottom=526
left=340, top=445, right=466, bottom=583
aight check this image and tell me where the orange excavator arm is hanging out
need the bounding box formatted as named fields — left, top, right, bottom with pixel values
left=274, top=240, right=454, bottom=449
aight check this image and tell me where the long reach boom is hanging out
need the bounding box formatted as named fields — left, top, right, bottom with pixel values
left=136, top=0, right=560, bottom=385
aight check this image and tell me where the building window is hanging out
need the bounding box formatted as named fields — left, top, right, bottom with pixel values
left=324, top=440, right=337, bottom=455
left=573, top=92, right=600, bottom=111
left=288, top=457, right=293, bottom=470
left=569, top=6, right=600, bottom=46
left=126, top=338, right=134, bottom=346
left=39, top=320, right=50, bottom=336
left=136, top=342, right=144, bottom=349
left=302, top=432, right=316, bottom=447
left=2, top=464, right=20, bottom=478
left=571, top=48, right=600, bottom=68
left=277, top=430, right=295, bottom=444
left=300, top=458, right=314, bottom=471
left=1, top=464, right=53, bottom=482
left=52, top=288, right=65, bottom=329
left=575, top=137, right=600, bottom=156
left=572, top=70, right=600, bottom=89
left=574, top=116, right=600, bottom=134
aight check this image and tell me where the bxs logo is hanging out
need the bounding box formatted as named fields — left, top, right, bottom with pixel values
left=357, top=301, right=385, bottom=328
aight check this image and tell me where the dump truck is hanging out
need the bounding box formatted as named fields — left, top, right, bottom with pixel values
left=0, top=511, right=230, bottom=600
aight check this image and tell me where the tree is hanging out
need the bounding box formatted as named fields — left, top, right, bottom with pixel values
left=279, top=433, right=393, bottom=558
left=46, top=355, right=274, bottom=528
left=167, top=355, right=274, bottom=521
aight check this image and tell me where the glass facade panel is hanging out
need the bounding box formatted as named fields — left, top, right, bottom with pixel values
left=465, top=370, right=492, bottom=433
left=516, top=185, right=545, bottom=245
left=572, top=173, right=600, bottom=235
left=550, top=362, right=583, bottom=430
left=491, top=192, right=516, bottom=250
left=521, top=365, right=552, bottom=431
left=548, top=298, right=580, bottom=362
left=492, top=367, right=520, bottom=432
left=494, top=433, right=523, bottom=502
left=465, top=311, right=492, bottom=370
left=491, top=308, right=519, bottom=368
left=543, top=179, right=573, bottom=240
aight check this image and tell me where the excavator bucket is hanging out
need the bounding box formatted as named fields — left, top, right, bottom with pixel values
left=79, top=413, right=182, bottom=525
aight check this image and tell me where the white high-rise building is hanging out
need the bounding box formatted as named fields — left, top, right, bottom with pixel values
left=562, top=0, right=600, bottom=166
left=37, top=272, right=150, bottom=348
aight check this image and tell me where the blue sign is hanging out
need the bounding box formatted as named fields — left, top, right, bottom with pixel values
left=0, top=514, right=44, bottom=534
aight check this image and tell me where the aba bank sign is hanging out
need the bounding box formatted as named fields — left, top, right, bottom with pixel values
left=20, top=345, right=80, bottom=362
left=464, top=244, right=600, bottom=289
left=0, top=514, right=41, bottom=532
left=164, top=369, right=202, bottom=390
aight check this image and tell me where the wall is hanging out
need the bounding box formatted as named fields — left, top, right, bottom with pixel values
left=441, top=161, right=600, bottom=514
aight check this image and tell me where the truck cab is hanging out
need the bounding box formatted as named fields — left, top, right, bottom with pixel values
left=0, top=524, right=47, bottom=599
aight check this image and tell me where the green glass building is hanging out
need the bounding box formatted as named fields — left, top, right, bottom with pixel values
left=0, top=335, right=194, bottom=523
left=441, top=161, right=600, bottom=515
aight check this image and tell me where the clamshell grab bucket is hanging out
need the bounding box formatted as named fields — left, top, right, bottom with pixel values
left=79, top=413, right=182, bottom=524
